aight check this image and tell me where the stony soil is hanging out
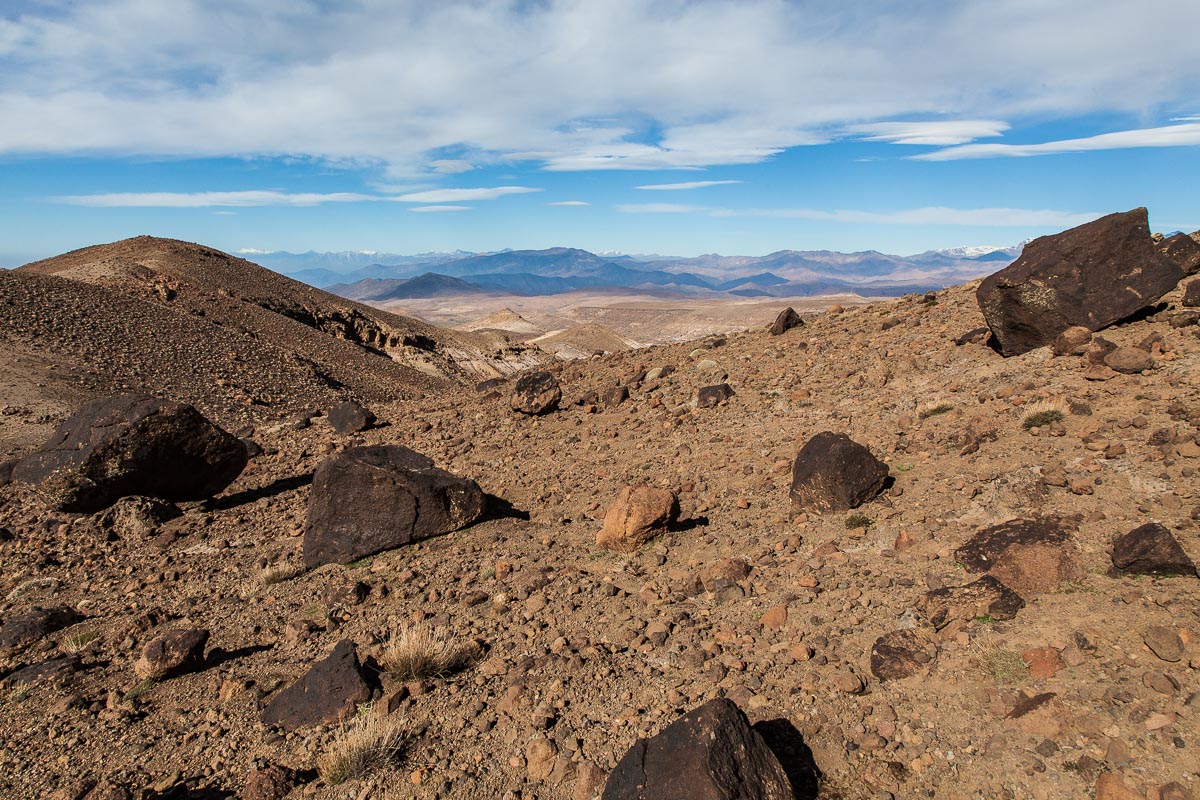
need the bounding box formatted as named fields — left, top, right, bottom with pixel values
left=1, top=264, right=1199, bottom=799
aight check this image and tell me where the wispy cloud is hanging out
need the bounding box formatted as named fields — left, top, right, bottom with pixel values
left=621, top=203, right=1097, bottom=227
left=3, top=2, right=1197, bottom=174
left=393, top=187, right=540, bottom=202
left=57, top=190, right=376, bottom=207
left=848, top=120, right=1010, bottom=146
left=409, top=205, right=471, bottom=212
left=548, top=200, right=590, bottom=206
left=915, top=122, right=1200, bottom=160
left=635, top=180, right=743, bottom=191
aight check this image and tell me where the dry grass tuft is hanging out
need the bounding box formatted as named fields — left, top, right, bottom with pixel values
left=971, top=635, right=1030, bottom=686
left=917, top=401, right=955, bottom=420
left=258, top=562, right=305, bottom=586
left=59, top=629, right=100, bottom=655
left=1021, top=400, right=1067, bottom=430
left=379, top=622, right=466, bottom=682
left=319, top=713, right=406, bottom=785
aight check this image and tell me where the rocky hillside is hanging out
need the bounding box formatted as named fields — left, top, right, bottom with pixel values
left=0, top=214, right=1199, bottom=800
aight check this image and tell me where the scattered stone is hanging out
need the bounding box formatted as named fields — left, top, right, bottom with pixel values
left=1110, top=523, right=1198, bottom=577
left=0, top=606, right=83, bottom=652
left=526, top=736, right=558, bottom=782
left=769, top=307, right=804, bottom=336
left=4, top=394, right=247, bottom=513
left=977, top=208, right=1185, bottom=356
left=790, top=432, right=889, bottom=513
left=261, top=640, right=371, bottom=731
left=1094, top=773, right=1146, bottom=800
left=830, top=670, right=865, bottom=694
left=303, top=445, right=485, bottom=568
left=134, top=628, right=209, bottom=680
left=956, top=517, right=1085, bottom=599
left=3, top=655, right=80, bottom=686
left=511, top=371, right=561, bottom=415
left=1158, top=232, right=1200, bottom=274
left=1183, top=280, right=1200, bottom=308
left=326, top=400, right=376, bottom=433
left=240, top=765, right=298, bottom=800
left=870, top=629, right=938, bottom=681
left=602, top=698, right=793, bottom=800
left=596, top=484, right=679, bottom=553
left=700, top=558, right=751, bottom=593
left=96, top=496, right=182, bottom=538
left=1021, top=647, right=1065, bottom=680
left=695, top=383, right=735, bottom=409
left=603, top=386, right=629, bottom=409
left=1052, top=326, right=1093, bottom=356
left=644, top=365, right=674, bottom=381
left=1104, top=347, right=1154, bottom=374
left=1142, top=626, right=1184, bottom=662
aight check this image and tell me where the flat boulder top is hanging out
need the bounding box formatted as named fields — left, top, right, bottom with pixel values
left=977, top=208, right=1185, bottom=356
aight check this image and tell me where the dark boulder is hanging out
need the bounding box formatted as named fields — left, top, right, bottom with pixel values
left=769, top=307, right=804, bottom=336
left=1110, top=523, right=1197, bottom=577
left=134, top=628, right=209, bottom=680
left=3, top=655, right=80, bottom=686
left=602, top=698, right=793, bottom=800
left=603, top=386, right=629, bottom=409
left=5, top=394, right=247, bottom=513
left=510, top=371, right=561, bottom=415
left=303, top=445, right=485, bottom=568
left=327, top=401, right=376, bottom=434
left=790, top=432, right=888, bottom=513
left=0, top=606, right=83, bottom=652
left=1158, top=232, right=1200, bottom=275
left=261, top=640, right=371, bottom=731
left=1183, top=280, right=1200, bottom=308
left=956, top=517, right=1085, bottom=600
left=870, top=629, right=938, bottom=681
left=695, top=383, right=735, bottom=409
left=976, top=209, right=1185, bottom=356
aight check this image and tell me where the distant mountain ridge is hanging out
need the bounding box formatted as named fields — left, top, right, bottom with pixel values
left=251, top=242, right=1025, bottom=300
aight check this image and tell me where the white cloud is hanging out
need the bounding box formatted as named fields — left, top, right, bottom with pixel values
left=57, top=190, right=376, bottom=207
left=1, top=2, right=1197, bottom=173
left=914, top=122, right=1200, bottom=160
left=635, top=180, right=743, bottom=191
left=409, top=205, right=472, bottom=212
left=393, top=187, right=540, bottom=203
left=848, top=120, right=1010, bottom=146
left=622, top=203, right=1097, bottom=227
left=429, top=159, right=474, bottom=173
left=548, top=200, right=590, bottom=206
left=237, top=248, right=271, bottom=254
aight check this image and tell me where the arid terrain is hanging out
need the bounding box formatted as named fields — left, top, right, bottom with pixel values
left=1, top=221, right=1199, bottom=800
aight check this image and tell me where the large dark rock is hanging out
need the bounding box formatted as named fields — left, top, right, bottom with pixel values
left=1158, top=232, right=1200, bottom=275
left=510, top=371, right=561, bottom=415
left=0, top=606, right=83, bottom=652
left=134, top=628, right=209, bottom=680
left=956, top=517, right=1085, bottom=600
left=602, top=698, right=793, bottom=800
left=5, top=394, right=247, bottom=513
left=769, top=307, right=804, bottom=336
left=790, top=432, right=888, bottom=513
left=922, top=576, right=1025, bottom=629
left=261, top=640, right=371, bottom=731
left=1183, top=280, right=1200, bottom=308
left=1110, top=523, right=1197, bottom=577
left=696, top=383, right=735, bottom=409
left=303, top=445, right=485, bottom=568
left=976, top=209, right=1186, bottom=356
left=326, top=401, right=376, bottom=434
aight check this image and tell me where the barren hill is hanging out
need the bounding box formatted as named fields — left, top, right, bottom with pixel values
left=1, top=225, right=1199, bottom=800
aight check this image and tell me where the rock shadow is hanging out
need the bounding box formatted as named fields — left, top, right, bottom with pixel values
left=480, top=493, right=530, bottom=522
left=753, top=718, right=821, bottom=800
left=673, top=515, right=710, bottom=532
left=204, top=473, right=312, bottom=511
left=204, top=643, right=273, bottom=669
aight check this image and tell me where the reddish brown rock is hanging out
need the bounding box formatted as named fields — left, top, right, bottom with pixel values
left=790, top=432, right=888, bottom=513
left=956, top=517, right=1085, bottom=600
left=1104, top=347, right=1154, bottom=374
left=769, top=307, right=804, bottom=336
left=261, top=639, right=371, bottom=731
left=1021, top=646, right=1065, bottom=680
left=922, top=576, right=1026, bottom=629
left=1183, top=279, right=1200, bottom=308
left=134, top=628, right=209, bottom=680
left=511, top=371, right=561, bottom=415
left=327, top=400, right=376, bottom=433
left=1158, top=232, right=1200, bottom=275
left=1110, top=523, right=1197, bottom=577
left=695, top=383, right=735, bottom=408
left=596, top=484, right=679, bottom=552
left=602, top=698, right=793, bottom=800
left=700, top=558, right=751, bottom=593
left=977, top=209, right=1185, bottom=356
left=240, top=765, right=298, bottom=800
left=870, top=628, right=938, bottom=681
left=1051, top=325, right=1093, bottom=356
left=0, top=606, right=82, bottom=653
left=303, top=445, right=485, bottom=568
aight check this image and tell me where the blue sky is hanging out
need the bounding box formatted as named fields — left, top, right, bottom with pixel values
left=2, top=0, right=1199, bottom=267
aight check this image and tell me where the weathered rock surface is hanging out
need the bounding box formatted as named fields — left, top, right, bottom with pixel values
left=1104, top=347, right=1153, bottom=374
left=1051, top=325, right=1093, bottom=356
left=240, top=765, right=298, bottom=800
left=769, top=307, right=804, bottom=336
left=303, top=445, right=485, bottom=568
left=1158, top=231, right=1200, bottom=274
left=922, top=575, right=1026, bottom=629
left=96, top=496, right=182, bottom=539
left=327, top=400, right=376, bottom=433
left=511, top=371, right=561, bottom=415
left=870, top=628, right=939, bottom=681
left=977, top=209, right=1185, bottom=356
left=3, top=394, right=247, bottom=512
left=956, top=517, right=1085, bottom=599
left=602, top=698, right=793, bottom=800
left=1182, top=280, right=1200, bottom=308
left=0, top=606, right=83, bottom=652
left=695, top=383, right=735, bottom=408
left=260, top=640, right=371, bottom=731
left=1110, top=523, right=1198, bottom=577
left=596, top=484, right=679, bottom=552
left=133, top=628, right=209, bottom=680
left=790, top=432, right=888, bottom=513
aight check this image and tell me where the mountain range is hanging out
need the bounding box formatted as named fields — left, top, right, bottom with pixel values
left=250, top=244, right=1025, bottom=302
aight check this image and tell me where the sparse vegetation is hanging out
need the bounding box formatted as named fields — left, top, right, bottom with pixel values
left=845, top=513, right=872, bottom=529
left=258, top=562, right=305, bottom=586
left=1021, top=401, right=1066, bottom=430
left=318, top=713, right=407, bottom=786
left=973, top=636, right=1029, bottom=686
left=123, top=678, right=155, bottom=703
left=379, top=623, right=466, bottom=682
left=59, top=629, right=100, bottom=654
left=918, top=402, right=954, bottom=420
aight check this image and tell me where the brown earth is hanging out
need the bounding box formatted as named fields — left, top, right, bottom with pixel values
left=0, top=243, right=1198, bottom=800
